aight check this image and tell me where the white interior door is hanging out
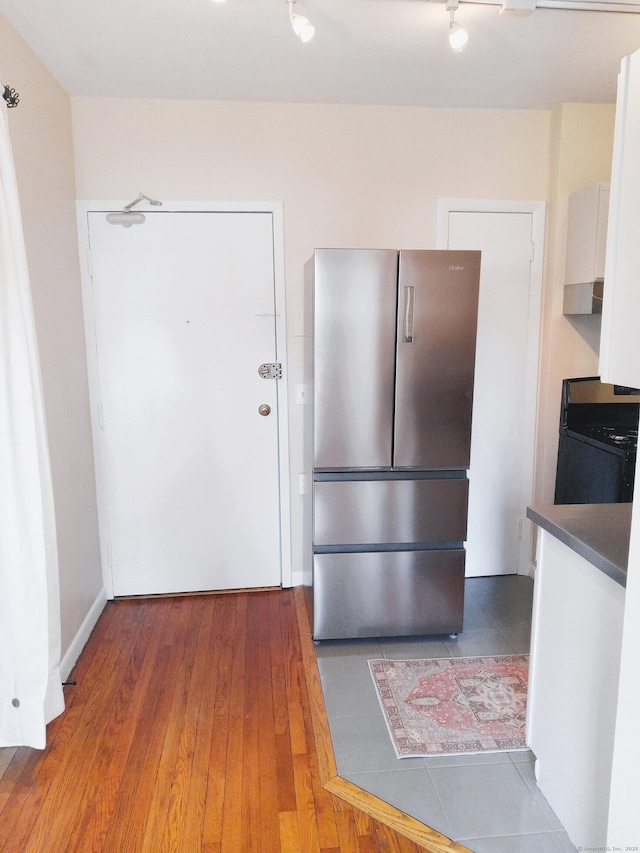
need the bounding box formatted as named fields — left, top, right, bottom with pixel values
left=84, top=209, right=286, bottom=596
left=440, top=205, right=543, bottom=576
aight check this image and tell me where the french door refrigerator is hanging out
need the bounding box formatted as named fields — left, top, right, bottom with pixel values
left=306, top=248, right=481, bottom=640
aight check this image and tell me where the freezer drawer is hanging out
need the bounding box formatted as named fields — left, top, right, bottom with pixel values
left=313, top=476, right=468, bottom=545
left=312, top=549, right=465, bottom=639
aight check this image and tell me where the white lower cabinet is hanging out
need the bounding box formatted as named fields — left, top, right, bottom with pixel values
left=525, top=530, right=625, bottom=849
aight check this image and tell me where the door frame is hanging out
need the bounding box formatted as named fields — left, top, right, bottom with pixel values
left=76, top=200, right=292, bottom=596
left=437, top=199, right=546, bottom=576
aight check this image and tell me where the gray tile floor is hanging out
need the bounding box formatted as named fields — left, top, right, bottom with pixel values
left=315, top=575, right=578, bottom=853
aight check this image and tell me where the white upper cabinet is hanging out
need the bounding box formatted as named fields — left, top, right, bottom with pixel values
left=566, top=183, right=610, bottom=286
left=564, top=183, right=609, bottom=315
left=600, top=47, right=640, bottom=388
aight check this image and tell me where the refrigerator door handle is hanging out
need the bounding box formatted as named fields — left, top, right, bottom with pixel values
left=402, top=285, right=414, bottom=343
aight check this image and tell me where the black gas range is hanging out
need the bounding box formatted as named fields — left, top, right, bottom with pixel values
left=554, top=377, right=640, bottom=505
left=573, top=424, right=638, bottom=452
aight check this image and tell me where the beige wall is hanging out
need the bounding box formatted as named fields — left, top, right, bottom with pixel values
left=535, top=103, right=616, bottom=508
left=71, top=97, right=553, bottom=577
left=0, top=16, right=103, bottom=653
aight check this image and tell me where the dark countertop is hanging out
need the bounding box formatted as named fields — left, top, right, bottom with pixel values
left=527, top=503, right=632, bottom=588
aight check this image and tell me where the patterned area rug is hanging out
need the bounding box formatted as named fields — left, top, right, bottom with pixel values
left=368, top=655, right=529, bottom=758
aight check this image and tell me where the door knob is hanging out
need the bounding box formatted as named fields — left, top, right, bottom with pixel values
left=258, top=404, right=271, bottom=416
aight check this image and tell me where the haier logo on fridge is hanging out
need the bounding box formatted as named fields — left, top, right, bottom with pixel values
left=449, top=264, right=465, bottom=271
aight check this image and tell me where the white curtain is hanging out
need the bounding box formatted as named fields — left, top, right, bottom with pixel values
left=0, top=104, right=64, bottom=749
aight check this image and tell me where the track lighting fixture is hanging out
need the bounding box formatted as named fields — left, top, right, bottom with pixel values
left=446, top=0, right=469, bottom=52
left=287, top=0, right=315, bottom=42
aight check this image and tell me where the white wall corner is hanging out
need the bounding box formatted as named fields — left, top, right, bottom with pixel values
left=520, top=562, right=536, bottom=579
left=60, top=587, right=108, bottom=682
left=289, top=569, right=306, bottom=588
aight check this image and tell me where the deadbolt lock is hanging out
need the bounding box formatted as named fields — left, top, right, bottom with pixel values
left=258, top=363, right=282, bottom=380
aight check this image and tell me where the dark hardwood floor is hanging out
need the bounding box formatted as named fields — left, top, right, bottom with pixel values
left=0, top=588, right=469, bottom=853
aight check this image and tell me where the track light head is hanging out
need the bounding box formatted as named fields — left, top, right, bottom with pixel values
left=446, top=1, right=469, bottom=52
left=287, top=0, right=315, bottom=42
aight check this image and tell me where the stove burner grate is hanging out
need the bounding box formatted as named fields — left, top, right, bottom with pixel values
left=582, top=425, right=638, bottom=450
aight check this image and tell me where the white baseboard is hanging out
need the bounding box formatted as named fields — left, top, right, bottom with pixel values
left=60, top=587, right=108, bottom=682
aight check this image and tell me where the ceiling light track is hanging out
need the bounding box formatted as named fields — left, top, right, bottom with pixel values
left=210, top=0, right=638, bottom=58
left=458, top=0, right=640, bottom=10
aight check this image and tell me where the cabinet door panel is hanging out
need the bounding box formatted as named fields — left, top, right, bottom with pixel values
left=601, top=48, right=640, bottom=388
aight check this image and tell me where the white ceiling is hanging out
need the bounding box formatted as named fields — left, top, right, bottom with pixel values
left=1, top=0, right=640, bottom=110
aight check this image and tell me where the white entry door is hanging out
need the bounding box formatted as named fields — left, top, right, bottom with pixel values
left=83, top=208, right=288, bottom=596
left=439, top=204, right=544, bottom=576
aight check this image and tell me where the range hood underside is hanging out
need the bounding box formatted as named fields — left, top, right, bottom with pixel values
left=563, top=280, right=604, bottom=315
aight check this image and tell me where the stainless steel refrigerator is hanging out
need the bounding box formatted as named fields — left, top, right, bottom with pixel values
left=305, top=248, right=481, bottom=640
